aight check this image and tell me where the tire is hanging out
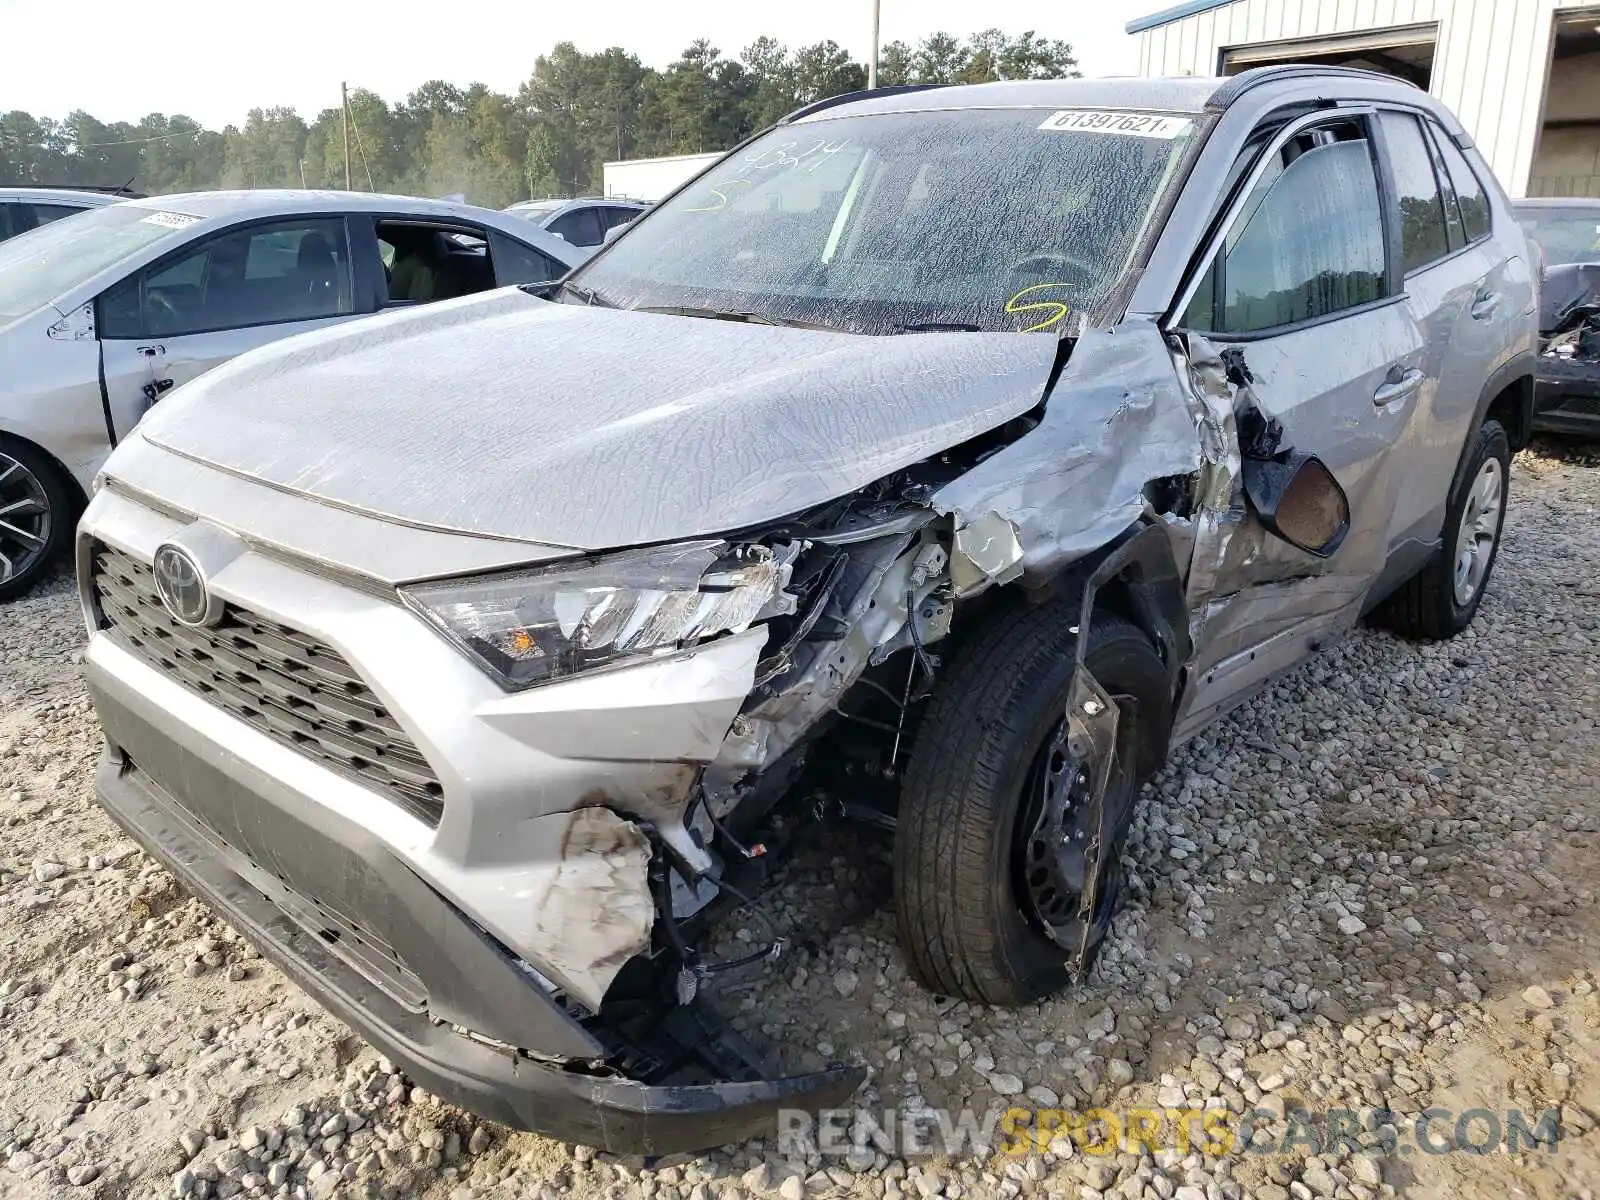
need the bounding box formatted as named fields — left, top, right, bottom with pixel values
left=0, top=437, right=75, bottom=602
left=893, top=601, right=1172, bottom=1006
left=1380, top=420, right=1510, bottom=641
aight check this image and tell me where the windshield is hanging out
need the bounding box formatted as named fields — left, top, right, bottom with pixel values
left=1517, top=207, right=1600, bottom=266
left=0, top=203, right=196, bottom=323
left=571, top=107, right=1196, bottom=335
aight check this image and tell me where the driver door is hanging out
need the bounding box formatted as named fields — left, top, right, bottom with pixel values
left=96, top=216, right=362, bottom=441
left=1171, top=114, right=1425, bottom=741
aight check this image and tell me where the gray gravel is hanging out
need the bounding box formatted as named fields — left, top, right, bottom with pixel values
left=1, top=442, right=1596, bottom=1199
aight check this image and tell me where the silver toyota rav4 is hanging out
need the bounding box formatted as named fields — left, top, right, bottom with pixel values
left=78, top=68, right=1536, bottom=1153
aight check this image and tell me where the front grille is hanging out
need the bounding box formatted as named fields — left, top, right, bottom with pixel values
left=92, top=545, right=444, bottom=826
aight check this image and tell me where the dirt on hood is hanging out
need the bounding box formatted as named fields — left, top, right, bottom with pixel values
left=133, top=291, right=1059, bottom=551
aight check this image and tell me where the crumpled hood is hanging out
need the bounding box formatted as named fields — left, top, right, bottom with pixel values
left=138, top=290, right=1058, bottom=550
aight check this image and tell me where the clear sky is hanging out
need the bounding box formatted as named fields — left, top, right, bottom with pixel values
left=1, top=0, right=1153, bottom=129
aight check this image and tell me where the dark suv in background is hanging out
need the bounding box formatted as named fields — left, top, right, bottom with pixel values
left=1517, top=197, right=1600, bottom=437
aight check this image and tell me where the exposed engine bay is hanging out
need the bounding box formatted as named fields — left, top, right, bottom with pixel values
left=564, top=417, right=1055, bottom=1093
left=1540, top=261, right=1600, bottom=362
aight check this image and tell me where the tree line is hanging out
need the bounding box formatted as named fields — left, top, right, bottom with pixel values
left=0, top=30, right=1079, bottom=209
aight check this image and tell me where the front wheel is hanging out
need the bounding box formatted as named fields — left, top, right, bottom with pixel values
left=0, top=438, right=73, bottom=602
left=893, top=603, right=1172, bottom=1006
left=1379, top=420, right=1510, bottom=640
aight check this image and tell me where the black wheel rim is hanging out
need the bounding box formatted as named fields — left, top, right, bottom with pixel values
left=0, top=452, right=51, bottom=588
left=1014, top=693, right=1140, bottom=946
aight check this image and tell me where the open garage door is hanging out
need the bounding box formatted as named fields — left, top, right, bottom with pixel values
left=1220, top=23, right=1438, bottom=88
left=1531, top=9, right=1600, bottom=197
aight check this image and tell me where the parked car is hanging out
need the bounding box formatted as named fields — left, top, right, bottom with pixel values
left=0, top=189, right=580, bottom=597
left=1516, top=197, right=1600, bottom=436
left=0, top=185, right=135, bottom=244
left=504, top=196, right=646, bottom=248
left=79, top=69, right=1534, bottom=1153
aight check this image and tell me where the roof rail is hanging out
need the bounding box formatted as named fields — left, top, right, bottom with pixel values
left=1207, top=64, right=1420, bottom=110
left=779, top=82, right=949, bottom=124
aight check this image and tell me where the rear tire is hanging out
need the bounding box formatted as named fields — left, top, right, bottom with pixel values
left=0, top=437, right=74, bottom=603
left=1380, top=420, right=1510, bottom=640
left=893, top=600, right=1171, bottom=1006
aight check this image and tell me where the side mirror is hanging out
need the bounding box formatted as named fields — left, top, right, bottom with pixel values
left=1242, top=451, right=1351, bottom=558
left=603, top=223, right=627, bottom=245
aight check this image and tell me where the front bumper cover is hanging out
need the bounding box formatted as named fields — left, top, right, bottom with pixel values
left=86, top=646, right=863, bottom=1156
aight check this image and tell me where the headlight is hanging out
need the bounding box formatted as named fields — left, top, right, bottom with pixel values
left=400, top=540, right=787, bottom=690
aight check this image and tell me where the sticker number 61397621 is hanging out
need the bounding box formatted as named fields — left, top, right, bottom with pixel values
left=1037, top=110, right=1193, bottom=139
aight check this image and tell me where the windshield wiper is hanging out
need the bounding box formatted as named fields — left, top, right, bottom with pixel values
left=634, top=304, right=823, bottom=329
left=893, top=321, right=983, bottom=333
left=556, top=279, right=614, bottom=307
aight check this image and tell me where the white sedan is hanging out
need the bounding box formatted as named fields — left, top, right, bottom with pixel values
left=0, top=190, right=581, bottom=598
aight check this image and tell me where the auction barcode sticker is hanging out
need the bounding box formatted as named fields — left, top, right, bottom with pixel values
left=1037, top=110, right=1193, bottom=139
left=140, top=210, right=202, bottom=229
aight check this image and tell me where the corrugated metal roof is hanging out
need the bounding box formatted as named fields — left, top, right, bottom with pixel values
left=1126, top=0, right=1238, bottom=35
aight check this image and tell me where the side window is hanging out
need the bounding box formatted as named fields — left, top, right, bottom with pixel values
left=378, top=221, right=497, bottom=304
left=0, top=202, right=23, bottom=242
left=100, top=218, right=354, bottom=339
left=1419, top=123, right=1467, bottom=251
left=547, top=207, right=604, bottom=247
left=1183, top=127, right=1388, bottom=335
left=28, top=203, right=85, bottom=226
left=602, top=206, right=640, bottom=231
left=489, top=232, right=566, bottom=286
left=1433, top=129, right=1492, bottom=242
left=1377, top=112, right=1451, bottom=273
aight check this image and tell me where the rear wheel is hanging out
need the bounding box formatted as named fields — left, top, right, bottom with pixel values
left=894, top=602, right=1171, bottom=1006
left=1380, top=420, right=1510, bottom=640
left=0, top=439, right=74, bottom=602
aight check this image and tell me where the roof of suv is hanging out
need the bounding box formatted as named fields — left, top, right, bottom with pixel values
left=1515, top=197, right=1600, bottom=209
left=508, top=197, right=647, bottom=218
left=785, top=66, right=1426, bottom=125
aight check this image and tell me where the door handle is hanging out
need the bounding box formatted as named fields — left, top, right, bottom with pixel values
left=1471, top=289, right=1499, bottom=321
left=1374, top=366, right=1424, bottom=406
left=136, top=343, right=172, bottom=407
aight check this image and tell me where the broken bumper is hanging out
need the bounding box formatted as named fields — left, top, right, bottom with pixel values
left=76, top=485, right=864, bottom=1152
left=88, top=676, right=863, bottom=1154
left=1534, top=357, right=1600, bottom=435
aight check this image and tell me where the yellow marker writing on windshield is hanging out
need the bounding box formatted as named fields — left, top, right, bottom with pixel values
left=684, top=179, right=752, bottom=213
left=1005, top=284, right=1073, bottom=333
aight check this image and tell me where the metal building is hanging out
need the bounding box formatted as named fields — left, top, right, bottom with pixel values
left=1128, top=0, right=1600, bottom=197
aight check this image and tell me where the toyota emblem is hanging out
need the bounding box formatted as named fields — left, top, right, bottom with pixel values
left=152, top=543, right=223, bottom=627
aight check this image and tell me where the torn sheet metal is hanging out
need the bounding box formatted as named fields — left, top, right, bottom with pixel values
left=1063, top=665, right=1120, bottom=982
left=707, top=531, right=936, bottom=798
left=932, top=319, right=1205, bottom=585
left=949, top=511, right=1025, bottom=597
left=527, top=806, right=654, bottom=1009
left=1171, top=332, right=1248, bottom=633
left=135, top=293, right=1059, bottom=552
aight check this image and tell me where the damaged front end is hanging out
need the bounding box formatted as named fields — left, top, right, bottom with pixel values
left=507, top=325, right=1227, bottom=1147
left=83, top=313, right=1258, bottom=1155
left=1534, top=262, right=1600, bottom=433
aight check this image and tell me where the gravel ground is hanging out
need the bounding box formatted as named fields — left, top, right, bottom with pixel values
left=1, top=441, right=1596, bottom=1200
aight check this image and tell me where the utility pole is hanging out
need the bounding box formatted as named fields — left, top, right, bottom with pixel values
left=868, top=0, right=881, bottom=89
left=341, top=82, right=352, bottom=191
